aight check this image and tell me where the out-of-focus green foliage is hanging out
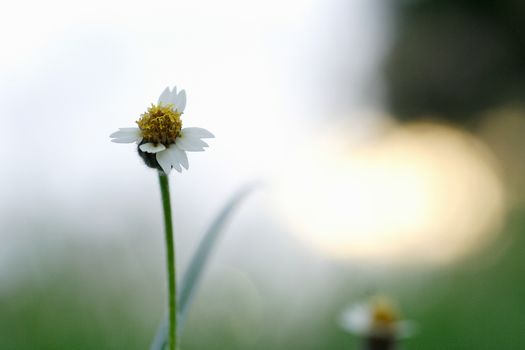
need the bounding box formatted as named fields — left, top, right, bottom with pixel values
left=1, top=209, right=524, bottom=349
left=0, top=242, right=161, bottom=350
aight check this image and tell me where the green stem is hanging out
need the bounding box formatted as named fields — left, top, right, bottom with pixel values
left=158, top=172, right=177, bottom=350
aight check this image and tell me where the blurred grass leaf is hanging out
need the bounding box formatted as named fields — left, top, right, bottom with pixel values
left=150, top=183, right=259, bottom=350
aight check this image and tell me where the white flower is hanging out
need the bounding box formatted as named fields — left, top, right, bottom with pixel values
left=110, top=86, right=214, bottom=174
left=339, top=298, right=416, bottom=339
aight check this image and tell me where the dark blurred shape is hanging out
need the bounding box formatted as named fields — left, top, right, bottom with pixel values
left=384, top=0, right=525, bottom=125
left=364, top=335, right=396, bottom=350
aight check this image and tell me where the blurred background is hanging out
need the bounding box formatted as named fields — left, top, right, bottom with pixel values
left=1, top=0, right=525, bottom=349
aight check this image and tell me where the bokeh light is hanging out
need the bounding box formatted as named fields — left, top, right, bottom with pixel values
left=275, top=119, right=505, bottom=265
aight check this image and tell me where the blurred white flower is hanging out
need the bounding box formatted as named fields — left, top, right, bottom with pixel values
left=339, top=297, right=415, bottom=339
left=110, top=86, right=214, bottom=174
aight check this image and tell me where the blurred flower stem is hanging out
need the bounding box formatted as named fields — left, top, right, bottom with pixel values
left=363, top=336, right=396, bottom=350
left=158, top=172, right=177, bottom=350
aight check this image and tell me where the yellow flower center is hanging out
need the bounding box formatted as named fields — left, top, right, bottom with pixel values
left=371, top=299, right=398, bottom=328
left=136, top=104, right=182, bottom=145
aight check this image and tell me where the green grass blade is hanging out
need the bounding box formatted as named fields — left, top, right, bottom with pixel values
left=150, top=183, right=258, bottom=350
left=149, top=318, right=168, bottom=350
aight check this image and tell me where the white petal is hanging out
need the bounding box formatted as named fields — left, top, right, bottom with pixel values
left=173, top=90, right=186, bottom=113
left=182, top=127, right=214, bottom=139
left=110, top=127, right=141, bottom=138
left=169, top=86, right=178, bottom=104
left=171, top=158, right=182, bottom=172
left=156, top=146, right=185, bottom=174
left=110, top=127, right=142, bottom=143
left=176, top=133, right=208, bottom=152
left=155, top=150, right=171, bottom=175
left=156, top=149, right=173, bottom=175
left=139, top=142, right=166, bottom=153
left=168, top=148, right=183, bottom=172
left=158, top=87, right=173, bottom=105
left=111, top=137, right=140, bottom=143
left=339, top=303, right=372, bottom=335
left=171, top=145, right=189, bottom=170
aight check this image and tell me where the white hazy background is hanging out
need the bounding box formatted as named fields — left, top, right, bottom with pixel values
left=0, top=0, right=504, bottom=285
left=0, top=0, right=388, bottom=271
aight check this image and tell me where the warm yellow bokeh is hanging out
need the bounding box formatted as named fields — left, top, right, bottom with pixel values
left=274, top=119, right=505, bottom=265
